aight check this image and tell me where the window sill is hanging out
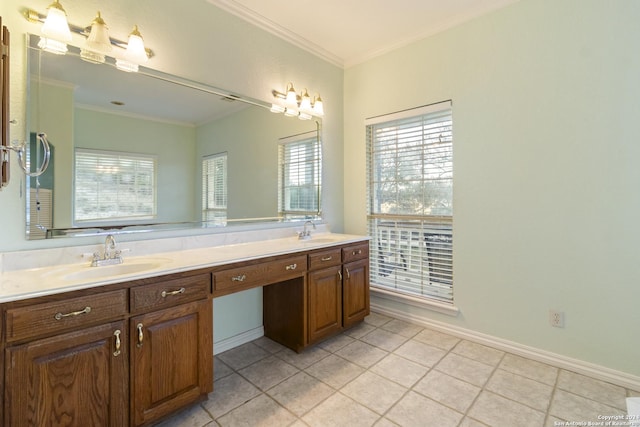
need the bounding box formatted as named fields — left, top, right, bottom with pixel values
left=370, top=285, right=460, bottom=317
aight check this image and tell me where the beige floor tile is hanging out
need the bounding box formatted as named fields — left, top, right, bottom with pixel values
left=305, top=354, right=365, bottom=389
left=413, top=370, right=481, bottom=413
left=380, top=319, right=424, bottom=338
left=216, top=393, right=297, bottom=427
left=267, top=372, right=334, bottom=417
left=499, top=353, right=558, bottom=386
left=238, top=355, right=299, bottom=391
left=252, top=336, right=289, bottom=354
left=217, top=342, right=269, bottom=370
left=360, top=327, right=409, bottom=352
left=435, top=353, right=495, bottom=387
left=202, top=373, right=261, bottom=418
left=364, top=312, right=393, bottom=327
left=213, top=357, right=234, bottom=380
left=452, top=340, right=504, bottom=366
left=394, top=339, right=447, bottom=367
left=374, top=418, right=400, bottom=427
left=467, top=390, right=545, bottom=427
left=557, top=370, right=628, bottom=410
left=386, top=390, right=463, bottom=427
left=549, top=389, right=625, bottom=423
left=318, top=333, right=356, bottom=353
left=277, top=345, right=331, bottom=370
left=335, top=340, right=388, bottom=368
left=302, top=393, right=380, bottom=427
left=345, top=321, right=377, bottom=339
left=154, top=403, right=215, bottom=427
left=412, top=328, right=460, bottom=351
left=459, top=417, right=490, bottom=427
left=370, top=353, right=429, bottom=388
left=341, top=371, right=408, bottom=414
left=485, top=369, right=553, bottom=411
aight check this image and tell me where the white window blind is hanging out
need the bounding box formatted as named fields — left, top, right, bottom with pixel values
left=202, top=153, right=227, bottom=224
left=278, top=132, right=321, bottom=219
left=366, top=101, right=454, bottom=303
left=74, top=149, right=156, bottom=223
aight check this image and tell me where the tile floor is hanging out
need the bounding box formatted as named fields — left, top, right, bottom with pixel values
left=156, top=312, right=639, bottom=427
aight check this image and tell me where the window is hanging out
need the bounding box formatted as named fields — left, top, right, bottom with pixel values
left=278, top=132, right=322, bottom=219
left=74, top=149, right=156, bottom=223
left=202, top=153, right=227, bottom=224
left=367, top=101, right=453, bottom=304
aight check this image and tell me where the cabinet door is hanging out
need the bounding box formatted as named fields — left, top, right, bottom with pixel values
left=131, top=299, right=213, bottom=426
left=308, top=266, right=342, bottom=343
left=343, top=258, right=370, bottom=328
left=4, top=321, right=128, bottom=427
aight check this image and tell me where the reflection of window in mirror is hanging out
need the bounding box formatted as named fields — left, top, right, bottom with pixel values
left=278, top=132, right=322, bottom=220
left=202, top=153, right=227, bottom=224
left=74, top=149, right=157, bottom=224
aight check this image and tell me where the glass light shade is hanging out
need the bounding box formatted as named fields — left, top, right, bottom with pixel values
left=115, top=59, right=139, bottom=73
left=285, top=84, right=298, bottom=107
left=299, top=90, right=312, bottom=112
left=298, top=112, right=312, bottom=121
left=80, top=49, right=105, bottom=64
left=313, top=95, right=324, bottom=116
left=41, top=1, right=72, bottom=42
left=284, top=107, right=299, bottom=117
left=270, top=104, right=285, bottom=113
left=85, top=12, right=112, bottom=53
left=37, top=37, right=68, bottom=54
left=124, top=26, right=149, bottom=64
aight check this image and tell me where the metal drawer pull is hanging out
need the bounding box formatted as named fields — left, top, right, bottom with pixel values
left=161, top=287, right=185, bottom=298
left=54, top=306, right=91, bottom=321
left=352, top=249, right=362, bottom=256
left=232, top=274, right=247, bottom=282
left=338, top=270, right=343, bottom=280
left=113, top=330, right=121, bottom=357
left=137, top=323, right=144, bottom=347
left=321, top=256, right=333, bottom=261
left=346, top=267, right=351, bottom=280
left=286, top=263, right=297, bottom=270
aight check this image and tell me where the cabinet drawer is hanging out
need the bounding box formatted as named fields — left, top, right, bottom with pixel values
left=130, top=273, right=210, bottom=313
left=342, top=243, right=369, bottom=263
left=308, top=248, right=341, bottom=271
left=214, top=255, right=307, bottom=293
left=5, top=289, right=127, bottom=342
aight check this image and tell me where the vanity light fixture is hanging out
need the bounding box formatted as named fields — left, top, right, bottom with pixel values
left=38, top=0, right=72, bottom=54
left=272, top=83, right=325, bottom=119
left=80, top=12, right=111, bottom=64
left=25, top=6, right=154, bottom=72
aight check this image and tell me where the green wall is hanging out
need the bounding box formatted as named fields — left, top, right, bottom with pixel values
left=344, top=0, right=640, bottom=376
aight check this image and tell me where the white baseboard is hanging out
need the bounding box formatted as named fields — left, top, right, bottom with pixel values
left=213, top=326, right=264, bottom=355
left=371, top=302, right=640, bottom=391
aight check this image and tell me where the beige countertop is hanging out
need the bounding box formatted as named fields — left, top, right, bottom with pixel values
left=0, top=233, right=368, bottom=303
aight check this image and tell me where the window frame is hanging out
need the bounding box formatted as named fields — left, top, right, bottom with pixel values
left=366, top=101, right=454, bottom=305
left=202, top=152, right=228, bottom=224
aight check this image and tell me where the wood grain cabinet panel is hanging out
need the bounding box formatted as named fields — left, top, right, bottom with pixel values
left=307, top=266, right=343, bottom=344
left=343, top=258, right=370, bottom=327
left=213, top=255, right=306, bottom=295
left=130, top=273, right=210, bottom=314
left=130, top=299, right=213, bottom=427
left=4, top=321, right=128, bottom=427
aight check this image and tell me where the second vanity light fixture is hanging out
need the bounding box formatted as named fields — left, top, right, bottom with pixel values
left=271, top=83, right=324, bottom=120
left=26, top=0, right=152, bottom=72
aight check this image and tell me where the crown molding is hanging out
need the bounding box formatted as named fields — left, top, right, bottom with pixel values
left=207, top=0, right=344, bottom=68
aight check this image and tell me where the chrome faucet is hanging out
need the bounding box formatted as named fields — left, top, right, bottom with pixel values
left=298, top=221, right=316, bottom=240
left=91, top=234, right=124, bottom=267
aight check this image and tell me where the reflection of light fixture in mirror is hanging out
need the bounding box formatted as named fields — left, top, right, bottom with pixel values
left=38, top=0, right=72, bottom=54
left=116, top=25, right=149, bottom=73
left=272, top=83, right=325, bottom=119
left=80, top=12, right=112, bottom=64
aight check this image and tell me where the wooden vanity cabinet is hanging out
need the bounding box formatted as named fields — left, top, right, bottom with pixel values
left=1, top=271, right=213, bottom=427
left=307, top=248, right=343, bottom=344
left=3, top=289, right=129, bottom=427
left=342, top=243, right=370, bottom=328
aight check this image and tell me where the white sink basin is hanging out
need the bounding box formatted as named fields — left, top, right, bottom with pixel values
left=306, top=238, right=340, bottom=244
left=46, top=258, right=171, bottom=282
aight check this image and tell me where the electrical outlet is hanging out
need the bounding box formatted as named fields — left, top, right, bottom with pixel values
left=549, top=310, right=565, bottom=328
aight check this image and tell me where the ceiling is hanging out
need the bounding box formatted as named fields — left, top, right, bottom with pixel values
left=208, top=0, right=519, bottom=68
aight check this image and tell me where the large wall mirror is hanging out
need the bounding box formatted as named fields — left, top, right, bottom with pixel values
left=25, top=34, right=321, bottom=240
